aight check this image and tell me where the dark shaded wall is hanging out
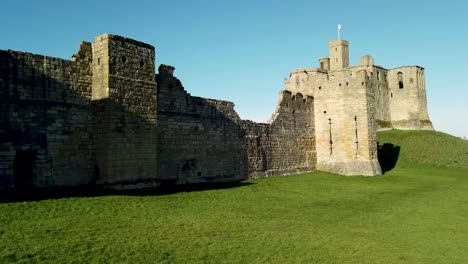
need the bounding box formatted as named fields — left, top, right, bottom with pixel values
left=156, top=66, right=247, bottom=184
left=0, top=42, right=93, bottom=189
left=0, top=34, right=317, bottom=190
left=91, top=34, right=158, bottom=186
left=157, top=66, right=316, bottom=182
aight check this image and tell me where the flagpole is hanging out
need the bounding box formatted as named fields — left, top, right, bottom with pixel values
left=337, top=24, right=341, bottom=40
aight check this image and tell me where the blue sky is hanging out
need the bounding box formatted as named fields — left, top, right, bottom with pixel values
left=1, top=0, right=467, bottom=138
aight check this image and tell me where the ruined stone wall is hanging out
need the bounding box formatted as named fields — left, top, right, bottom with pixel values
left=156, top=67, right=247, bottom=184
left=0, top=42, right=93, bottom=189
left=0, top=33, right=318, bottom=190
left=243, top=91, right=316, bottom=178
left=388, top=66, right=433, bottom=130
left=157, top=66, right=316, bottom=183
left=91, top=34, right=158, bottom=186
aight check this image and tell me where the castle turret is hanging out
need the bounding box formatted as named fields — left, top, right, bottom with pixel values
left=329, top=40, right=349, bottom=71
left=387, top=66, right=433, bottom=130
left=319, top=57, right=330, bottom=71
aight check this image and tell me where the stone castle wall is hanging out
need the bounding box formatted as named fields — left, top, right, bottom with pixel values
left=242, top=91, right=316, bottom=178
left=0, top=33, right=434, bottom=189
left=0, top=33, right=317, bottom=190
left=281, top=41, right=434, bottom=176
left=91, top=34, right=158, bottom=186
left=156, top=66, right=247, bottom=184
left=285, top=68, right=381, bottom=175
left=352, top=63, right=392, bottom=130
left=0, top=42, right=93, bottom=188
left=288, top=69, right=380, bottom=176
left=156, top=66, right=316, bottom=184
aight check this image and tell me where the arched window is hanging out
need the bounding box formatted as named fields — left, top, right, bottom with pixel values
left=397, top=72, right=404, bottom=89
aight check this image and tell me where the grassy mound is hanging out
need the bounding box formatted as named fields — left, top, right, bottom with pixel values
left=1, top=130, right=467, bottom=263
left=377, top=130, right=468, bottom=170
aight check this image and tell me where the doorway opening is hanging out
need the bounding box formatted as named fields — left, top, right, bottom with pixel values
left=14, top=150, right=37, bottom=189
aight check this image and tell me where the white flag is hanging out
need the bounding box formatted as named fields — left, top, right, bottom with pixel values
left=338, top=24, right=342, bottom=30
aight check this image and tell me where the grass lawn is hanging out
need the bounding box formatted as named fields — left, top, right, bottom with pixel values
left=1, top=130, right=468, bottom=263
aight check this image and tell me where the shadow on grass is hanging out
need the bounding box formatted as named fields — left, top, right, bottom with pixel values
left=0, top=181, right=254, bottom=203
left=378, top=143, right=401, bottom=173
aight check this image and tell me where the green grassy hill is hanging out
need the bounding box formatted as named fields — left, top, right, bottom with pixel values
left=377, top=130, right=468, bottom=170
left=1, top=130, right=467, bottom=263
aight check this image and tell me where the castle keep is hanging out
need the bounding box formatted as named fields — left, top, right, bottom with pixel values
left=0, top=34, right=432, bottom=189
left=285, top=40, right=432, bottom=175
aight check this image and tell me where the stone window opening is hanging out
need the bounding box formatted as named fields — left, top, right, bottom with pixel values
left=318, top=86, right=322, bottom=90
left=328, top=118, right=333, bottom=155
left=97, top=58, right=100, bottom=65
left=121, top=56, right=127, bottom=64
left=354, top=116, right=359, bottom=158
left=140, top=59, right=145, bottom=68
left=377, top=71, right=380, bottom=80
left=398, top=72, right=404, bottom=89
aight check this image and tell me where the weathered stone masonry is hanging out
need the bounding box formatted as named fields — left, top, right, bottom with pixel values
left=156, top=65, right=315, bottom=184
left=0, top=34, right=316, bottom=189
left=0, top=42, right=93, bottom=188
left=91, top=34, right=158, bottom=186
left=285, top=40, right=432, bottom=175
left=0, top=33, right=432, bottom=189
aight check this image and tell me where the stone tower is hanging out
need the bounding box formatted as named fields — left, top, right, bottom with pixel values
left=329, top=40, right=349, bottom=71
left=387, top=66, right=433, bottom=130
left=283, top=38, right=434, bottom=176
left=91, top=34, right=158, bottom=185
left=310, top=69, right=381, bottom=176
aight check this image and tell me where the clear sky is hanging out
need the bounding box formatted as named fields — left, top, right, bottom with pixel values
left=1, top=0, right=467, bottom=138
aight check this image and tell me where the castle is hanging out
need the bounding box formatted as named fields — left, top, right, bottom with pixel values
left=0, top=34, right=432, bottom=189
